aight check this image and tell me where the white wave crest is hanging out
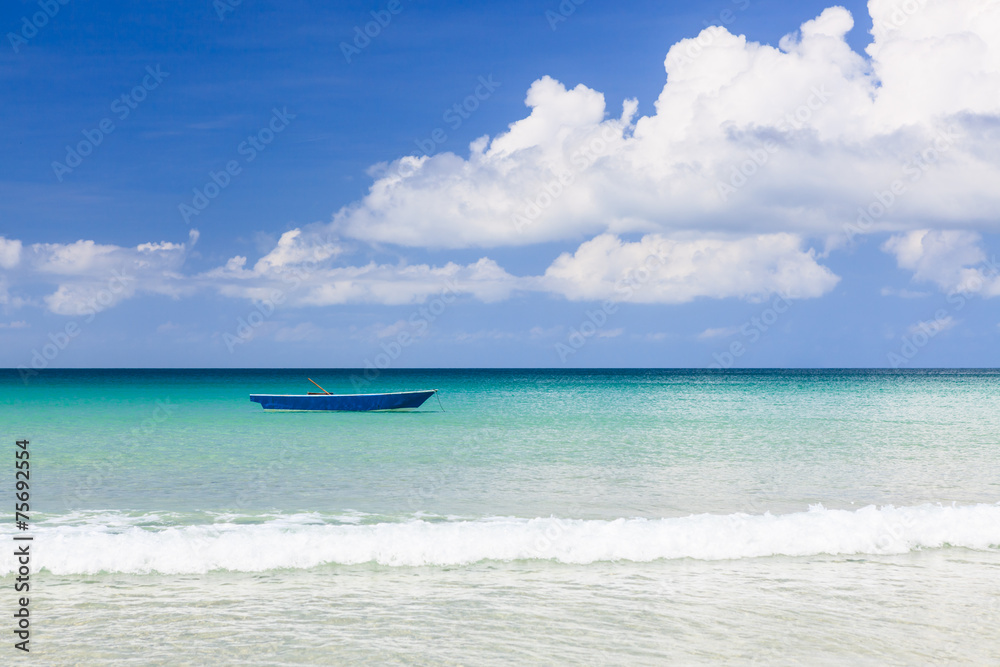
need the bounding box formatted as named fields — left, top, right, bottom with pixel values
left=2, top=503, right=998, bottom=574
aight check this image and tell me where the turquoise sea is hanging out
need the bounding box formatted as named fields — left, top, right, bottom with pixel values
left=2, top=369, right=999, bottom=664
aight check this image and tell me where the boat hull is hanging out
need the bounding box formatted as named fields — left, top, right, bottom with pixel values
left=250, top=390, right=437, bottom=412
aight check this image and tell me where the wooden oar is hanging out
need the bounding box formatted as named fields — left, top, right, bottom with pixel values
left=307, top=378, right=331, bottom=395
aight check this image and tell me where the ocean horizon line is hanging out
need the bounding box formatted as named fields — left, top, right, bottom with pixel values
left=5, top=366, right=1000, bottom=372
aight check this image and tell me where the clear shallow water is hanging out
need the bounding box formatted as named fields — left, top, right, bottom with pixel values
left=2, top=369, right=999, bottom=664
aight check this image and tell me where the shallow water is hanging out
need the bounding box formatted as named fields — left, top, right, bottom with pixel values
left=2, top=369, right=999, bottom=663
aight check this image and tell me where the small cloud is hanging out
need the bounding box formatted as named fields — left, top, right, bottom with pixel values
left=274, top=322, right=323, bottom=343
left=0, top=237, right=22, bottom=269
left=697, top=326, right=741, bottom=340
left=375, top=319, right=409, bottom=339
left=453, top=329, right=517, bottom=343
left=596, top=327, right=623, bottom=338
left=528, top=325, right=562, bottom=339
left=907, top=316, right=957, bottom=336
left=640, top=332, right=672, bottom=342
left=881, top=287, right=930, bottom=298
left=156, top=321, right=180, bottom=333
left=0, top=320, right=28, bottom=329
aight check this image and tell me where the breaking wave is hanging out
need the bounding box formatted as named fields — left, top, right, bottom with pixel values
left=3, top=503, right=999, bottom=574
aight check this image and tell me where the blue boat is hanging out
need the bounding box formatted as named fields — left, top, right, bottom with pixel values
left=250, top=389, right=438, bottom=412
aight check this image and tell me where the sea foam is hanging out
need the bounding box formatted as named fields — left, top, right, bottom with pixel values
left=3, top=503, right=998, bottom=575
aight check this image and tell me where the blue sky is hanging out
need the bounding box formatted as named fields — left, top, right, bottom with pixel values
left=2, top=0, right=999, bottom=369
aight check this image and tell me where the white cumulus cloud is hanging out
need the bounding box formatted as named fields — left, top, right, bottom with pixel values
left=539, top=233, right=840, bottom=303
left=2, top=230, right=200, bottom=316
left=882, top=229, right=1000, bottom=296
left=206, top=229, right=519, bottom=306
left=7, top=1, right=998, bottom=319
left=0, top=237, right=22, bottom=269
left=327, top=1, right=1000, bottom=251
